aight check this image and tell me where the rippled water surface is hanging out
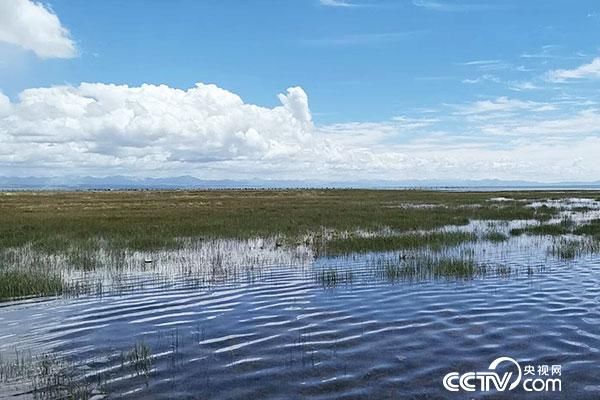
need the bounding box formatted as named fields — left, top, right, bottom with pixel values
left=2, top=226, right=600, bottom=398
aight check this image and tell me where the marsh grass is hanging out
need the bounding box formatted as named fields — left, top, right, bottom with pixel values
left=315, top=254, right=485, bottom=284
left=0, top=339, right=153, bottom=399
left=510, top=218, right=574, bottom=236
left=122, top=341, right=152, bottom=380
left=324, top=231, right=476, bottom=255
left=0, top=190, right=564, bottom=253
left=0, top=351, right=97, bottom=400
left=315, top=268, right=353, bottom=287
left=573, top=219, right=600, bottom=236
left=0, top=236, right=316, bottom=301
left=1, top=190, right=598, bottom=300
left=372, top=254, right=480, bottom=281
left=483, top=231, right=509, bottom=242
left=549, top=237, right=600, bottom=260
left=0, top=270, right=64, bottom=301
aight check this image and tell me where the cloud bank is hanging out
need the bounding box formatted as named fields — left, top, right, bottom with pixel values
left=0, top=0, right=76, bottom=59
left=0, top=83, right=320, bottom=173
left=1, top=82, right=600, bottom=182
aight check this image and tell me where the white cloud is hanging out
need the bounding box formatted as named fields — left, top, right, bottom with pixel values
left=319, top=0, right=355, bottom=7
left=1, top=83, right=317, bottom=168
left=458, top=60, right=501, bottom=66
left=454, top=97, right=556, bottom=116
left=0, top=91, right=11, bottom=116
left=412, top=0, right=499, bottom=12
left=479, top=108, right=600, bottom=137
left=0, top=0, right=76, bottom=59
left=547, top=57, right=600, bottom=82
left=2, top=82, right=600, bottom=182
left=461, top=74, right=501, bottom=85
left=508, top=81, right=539, bottom=91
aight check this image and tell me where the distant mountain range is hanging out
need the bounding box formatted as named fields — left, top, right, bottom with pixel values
left=2, top=176, right=600, bottom=190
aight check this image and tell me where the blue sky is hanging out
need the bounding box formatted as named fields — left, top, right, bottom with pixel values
left=1, top=0, right=600, bottom=182
left=3, top=0, right=600, bottom=122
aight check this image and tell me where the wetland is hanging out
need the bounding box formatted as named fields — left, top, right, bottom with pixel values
left=1, top=189, right=600, bottom=399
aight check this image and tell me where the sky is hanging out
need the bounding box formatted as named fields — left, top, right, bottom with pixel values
left=1, top=0, right=600, bottom=183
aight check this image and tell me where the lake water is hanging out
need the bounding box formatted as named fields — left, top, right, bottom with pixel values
left=1, top=210, right=600, bottom=399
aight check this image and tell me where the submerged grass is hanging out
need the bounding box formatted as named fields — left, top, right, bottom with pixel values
left=123, top=341, right=152, bottom=380
left=0, top=339, right=152, bottom=399
left=0, top=351, right=97, bottom=400
left=549, top=237, right=600, bottom=260
left=371, top=253, right=522, bottom=282
left=324, top=231, right=476, bottom=255
left=315, top=268, right=354, bottom=287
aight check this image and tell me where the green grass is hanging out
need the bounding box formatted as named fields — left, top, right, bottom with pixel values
left=0, top=270, right=65, bottom=301
left=549, top=237, right=600, bottom=260
left=324, top=231, right=476, bottom=255
left=315, top=268, right=354, bottom=287
left=483, top=231, right=509, bottom=242
left=573, top=219, right=600, bottom=236
left=373, top=255, right=479, bottom=281
left=0, top=189, right=598, bottom=299
left=124, top=341, right=152, bottom=380
left=0, top=189, right=566, bottom=253
left=0, top=350, right=97, bottom=400
left=510, top=219, right=573, bottom=236
left=0, top=339, right=152, bottom=399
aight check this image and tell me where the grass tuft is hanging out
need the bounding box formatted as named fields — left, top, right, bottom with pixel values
left=315, top=268, right=353, bottom=287
left=372, top=254, right=480, bottom=281
left=0, top=270, right=64, bottom=301
left=573, top=219, right=600, bottom=236
left=484, top=231, right=509, bottom=242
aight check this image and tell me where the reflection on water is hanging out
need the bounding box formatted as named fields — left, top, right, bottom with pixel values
left=2, top=205, right=600, bottom=399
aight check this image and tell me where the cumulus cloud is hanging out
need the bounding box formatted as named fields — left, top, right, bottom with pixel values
left=2, top=81, right=600, bottom=182
left=0, top=0, right=76, bottom=59
left=547, top=57, right=600, bottom=82
left=1, top=83, right=318, bottom=170
left=0, top=91, right=11, bottom=116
